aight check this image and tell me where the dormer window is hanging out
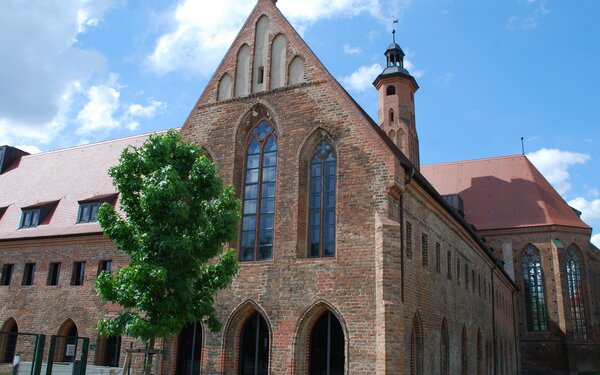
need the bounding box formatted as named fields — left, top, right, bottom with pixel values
left=21, top=209, right=40, bottom=228
left=78, top=202, right=100, bottom=223
left=19, top=201, right=59, bottom=229
left=77, top=194, right=118, bottom=224
left=0, top=206, right=8, bottom=220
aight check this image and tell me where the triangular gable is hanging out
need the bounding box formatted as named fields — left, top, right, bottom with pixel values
left=180, top=0, right=387, bottom=144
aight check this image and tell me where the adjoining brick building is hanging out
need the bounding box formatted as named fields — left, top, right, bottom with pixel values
left=0, top=0, right=597, bottom=374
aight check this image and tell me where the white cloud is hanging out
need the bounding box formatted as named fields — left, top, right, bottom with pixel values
left=127, top=101, right=166, bottom=119
left=404, top=58, right=425, bottom=78
left=527, top=148, right=590, bottom=195
left=0, top=0, right=115, bottom=147
left=76, top=75, right=165, bottom=136
left=340, top=64, right=383, bottom=92
left=591, top=234, right=600, bottom=248
left=568, top=197, right=600, bottom=224
left=76, top=75, right=121, bottom=135
left=343, top=44, right=362, bottom=55
left=507, top=0, right=549, bottom=30
left=148, top=0, right=412, bottom=76
left=435, top=73, right=455, bottom=86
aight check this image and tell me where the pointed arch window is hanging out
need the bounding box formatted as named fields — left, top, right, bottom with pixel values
left=521, top=246, right=548, bottom=331
left=240, top=313, right=269, bottom=375
left=240, top=121, right=277, bottom=261
left=566, top=247, right=587, bottom=339
left=410, top=314, right=423, bottom=375
left=461, top=326, right=468, bottom=375
left=477, top=330, right=483, bottom=375
left=308, top=139, right=336, bottom=258
left=0, top=318, right=18, bottom=364
left=440, top=320, right=449, bottom=375
left=309, top=310, right=344, bottom=375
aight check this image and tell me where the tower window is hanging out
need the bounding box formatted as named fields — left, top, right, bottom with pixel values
left=389, top=109, right=394, bottom=123
left=386, top=85, right=396, bottom=96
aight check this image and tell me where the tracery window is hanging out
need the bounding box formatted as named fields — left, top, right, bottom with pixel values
left=308, top=139, right=336, bottom=257
left=521, top=246, right=548, bottom=331
left=566, top=247, right=587, bottom=339
left=240, top=121, right=277, bottom=261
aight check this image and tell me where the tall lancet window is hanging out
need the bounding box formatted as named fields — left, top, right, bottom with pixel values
left=240, top=121, right=277, bottom=261
left=566, top=247, right=587, bottom=339
left=521, top=246, right=548, bottom=331
left=308, top=139, right=336, bottom=258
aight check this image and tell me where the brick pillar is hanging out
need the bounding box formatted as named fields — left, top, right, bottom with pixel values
left=375, top=213, right=404, bottom=374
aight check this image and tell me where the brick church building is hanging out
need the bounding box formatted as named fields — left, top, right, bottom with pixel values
left=1, top=0, right=599, bottom=374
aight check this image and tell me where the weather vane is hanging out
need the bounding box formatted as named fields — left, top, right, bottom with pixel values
left=392, top=19, right=399, bottom=43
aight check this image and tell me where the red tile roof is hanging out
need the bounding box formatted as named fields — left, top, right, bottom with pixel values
left=421, top=155, right=590, bottom=231
left=0, top=133, right=155, bottom=240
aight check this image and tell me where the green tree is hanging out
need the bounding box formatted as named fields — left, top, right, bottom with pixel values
left=95, top=130, right=240, bottom=373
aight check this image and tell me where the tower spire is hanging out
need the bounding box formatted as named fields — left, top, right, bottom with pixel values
left=373, top=26, right=420, bottom=169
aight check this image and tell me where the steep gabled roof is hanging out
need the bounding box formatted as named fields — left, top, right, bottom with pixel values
left=0, top=132, right=158, bottom=241
left=422, top=155, right=590, bottom=231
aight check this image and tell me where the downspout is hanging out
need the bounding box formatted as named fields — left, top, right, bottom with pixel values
left=400, top=194, right=404, bottom=302
left=511, top=291, right=520, bottom=375
left=491, top=265, right=497, bottom=375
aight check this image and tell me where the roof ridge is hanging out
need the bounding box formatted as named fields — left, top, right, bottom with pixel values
left=22, top=128, right=179, bottom=158
left=423, top=154, right=525, bottom=167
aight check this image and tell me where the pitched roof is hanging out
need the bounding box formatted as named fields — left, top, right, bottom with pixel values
left=421, top=155, right=590, bottom=231
left=0, top=132, right=156, bottom=241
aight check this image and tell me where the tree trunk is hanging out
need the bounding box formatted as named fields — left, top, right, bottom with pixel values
left=144, top=338, right=156, bottom=375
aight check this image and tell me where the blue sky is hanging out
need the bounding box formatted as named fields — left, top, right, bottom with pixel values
left=1, top=0, right=599, bottom=245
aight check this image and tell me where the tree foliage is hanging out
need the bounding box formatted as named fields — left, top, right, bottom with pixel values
left=95, top=130, right=240, bottom=342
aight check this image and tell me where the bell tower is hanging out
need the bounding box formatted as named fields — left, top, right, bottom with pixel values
left=373, top=29, right=420, bottom=169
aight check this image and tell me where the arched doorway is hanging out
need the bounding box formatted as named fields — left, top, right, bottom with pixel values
left=56, top=319, right=78, bottom=362
left=309, top=310, right=344, bottom=375
left=0, top=318, right=18, bottom=363
left=239, top=312, right=269, bottom=375
left=176, top=321, right=202, bottom=375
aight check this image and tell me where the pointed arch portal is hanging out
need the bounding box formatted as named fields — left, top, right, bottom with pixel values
left=309, top=310, right=344, bottom=375
left=240, top=312, right=269, bottom=375
left=176, top=321, right=202, bottom=375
